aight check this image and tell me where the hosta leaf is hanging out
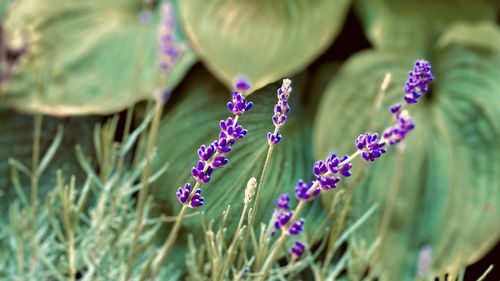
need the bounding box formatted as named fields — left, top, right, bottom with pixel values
left=355, top=0, right=495, bottom=55
left=313, top=24, right=500, bottom=280
left=151, top=67, right=324, bottom=236
left=1, top=0, right=196, bottom=116
left=0, top=107, right=96, bottom=216
left=179, top=0, right=351, bottom=93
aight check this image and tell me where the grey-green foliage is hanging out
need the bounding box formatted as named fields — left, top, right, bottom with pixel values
left=179, top=0, right=351, bottom=93
left=1, top=0, right=196, bottom=115
left=314, top=22, right=500, bottom=280
left=0, top=113, right=177, bottom=281
left=0, top=107, right=96, bottom=216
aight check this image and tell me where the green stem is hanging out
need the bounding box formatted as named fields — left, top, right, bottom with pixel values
left=248, top=144, right=274, bottom=230
left=217, top=203, right=249, bottom=279
left=124, top=100, right=163, bottom=280
left=151, top=198, right=191, bottom=278
left=30, top=113, right=42, bottom=279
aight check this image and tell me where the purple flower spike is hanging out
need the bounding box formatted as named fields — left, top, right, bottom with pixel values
left=268, top=79, right=292, bottom=145
left=189, top=188, right=205, bottom=208
left=289, top=219, right=304, bottom=235
left=227, top=91, right=253, bottom=115
left=294, top=180, right=320, bottom=201
left=276, top=193, right=291, bottom=210
left=157, top=3, right=183, bottom=71
left=191, top=161, right=214, bottom=183
left=404, top=60, right=434, bottom=104
left=356, top=133, right=386, bottom=162
left=291, top=241, right=305, bottom=259
left=267, top=132, right=282, bottom=145
left=176, top=183, right=191, bottom=204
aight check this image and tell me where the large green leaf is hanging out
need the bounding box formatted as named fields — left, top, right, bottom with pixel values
left=151, top=67, right=324, bottom=236
left=179, top=0, right=351, bottom=93
left=313, top=23, right=500, bottom=280
left=355, top=0, right=496, bottom=55
left=0, top=0, right=196, bottom=116
left=0, top=107, right=96, bottom=216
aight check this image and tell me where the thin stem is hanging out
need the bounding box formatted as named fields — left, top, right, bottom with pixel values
left=217, top=203, right=249, bottom=279
left=30, top=113, right=42, bottom=279
left=249, top=144, right=275, bottom=229
left=125, top=99, right=163, bottom=280
left=151, top=199, right=191, bottom=278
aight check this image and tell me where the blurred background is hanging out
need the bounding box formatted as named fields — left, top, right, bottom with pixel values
left=1, top=0, right=499, bottom=280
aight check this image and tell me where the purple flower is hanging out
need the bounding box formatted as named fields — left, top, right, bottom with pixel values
left=234, top=77, right=251, bottom=91
left=356, top=133, right=386, bottom=162
left=211, top=155, right=229, bottom=168
left=288, top=219, right=304, bottom=235
left=176, top=183, right=191, bottom=204
left=227, top=91, right=253, bottom=115
left=276, top=193, right=291, bottom=209
left=219, top=117, right=248, bottom=140
left=313, top=160, right=341, bottom=190
left=326, top=154, right=352, bottom=177
left=291, top=240, right=305, bottom=259
left=390, top=104, right=402, bottom=114
left=267, top=79, right=292, bottom=145
left=274, top=210, right=293, bottom=229
left=157, top=3, right=183, bottom=71
left=198, top=144, right=216, bottom=161
left=213, top=138, right=233, bottom=153
left=267, top=132, right=282, bottom=145
left=404, top=60, right=434, bottom=104
left=191, top=161, right=213, bottom=183
left=189, top=188, right=205, bottom=208
left=294, top=180, right=320, bottom=201
left=383, top=110, right=415, bottom=145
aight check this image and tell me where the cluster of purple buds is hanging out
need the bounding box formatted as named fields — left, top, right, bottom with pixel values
left=227, top=81, right=253, bottom=115
left=267, top=79, right=292, bottom=145
left=176, top=80, right=253, bottom=208
left=175, top=184, right=204, bottom=208
left=312, top=154, right=353, bottom=190
left=272, top=194, right=304, bottom=236
left=291, top=240, right=305, bottom=260
left=157, top=3, right=183, bottom=71
left=383, top=109, right=415, bottom=145
left=404, top=60, right=434, bottom=104
left=381, top=59, right=433, bottom=145
left=355, top=133, right=386, bottom=162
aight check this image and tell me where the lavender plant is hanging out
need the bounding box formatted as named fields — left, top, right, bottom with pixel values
left=256, top=60, right=434, bottom=280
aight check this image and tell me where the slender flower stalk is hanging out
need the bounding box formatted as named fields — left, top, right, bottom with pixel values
left=248, top=79, right=292, bottom=231
left=257, top=60, right=434, bottom=280
left=150, top=79, right=253, bottom=279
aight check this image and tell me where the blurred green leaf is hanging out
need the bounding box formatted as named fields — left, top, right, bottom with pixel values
left=152, top=67, right=324, bottom=236
left=179, top=0, right=351, bottom=93
left=355, top=0, right=496, bottom=55
left=1, top=0, right=196, bottom=116
left=0, top=107, right=96, bottom=215
left=313, top=23, right=500, bottom=280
